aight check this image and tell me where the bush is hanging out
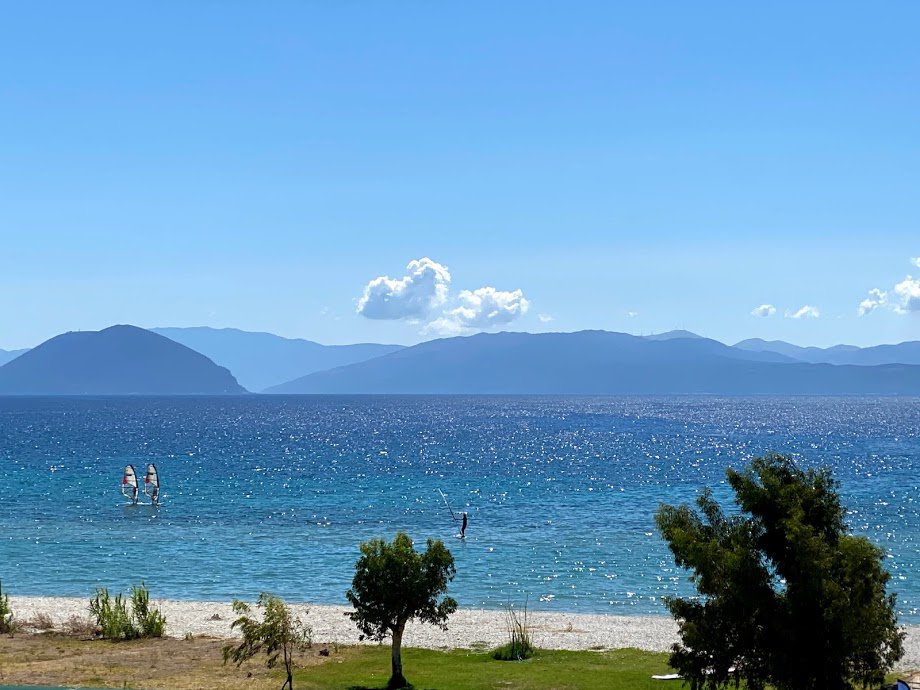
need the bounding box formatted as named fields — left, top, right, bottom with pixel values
left=89, top=589, right=136, bottom=640
left=89, top=583, right=166, bottom=640
left=131, top=583, right=166, bottom=637
left=492, top=601, right=535, bottom=661
left=62, top=614, right=98, bottom=637
left=27, top=611, right=55, bottom=631
left=0, top=581, right=15, bottom=636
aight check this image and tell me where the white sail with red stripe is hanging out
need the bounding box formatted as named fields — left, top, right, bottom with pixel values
left=144, top=463, right=160, bottom=504
left=121, top=464, right=138, bottom=503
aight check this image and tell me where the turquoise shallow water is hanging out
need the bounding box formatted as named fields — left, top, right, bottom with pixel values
left=1, top=396, right=919, bottom=620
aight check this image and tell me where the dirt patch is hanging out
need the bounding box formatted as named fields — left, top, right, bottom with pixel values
left=0, top=634, right=332, bottom=689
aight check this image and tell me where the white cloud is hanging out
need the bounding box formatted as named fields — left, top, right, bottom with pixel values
left=786, top=305, right=820, bottom=320
left=449, top=287, right=530, bottom=327
left=426, top=287, right=530, bottom=335
left=912, top=257, right=920, bottom=268
left=357, top=257, right=451, bottom=320
left=750, top=304, right=776, bottom=318
left=537, top=313, right=554, bottom=323
left=857, top=288, right=887, bottom=316
left=626, top=311, right=639, bottom=318
left=894, top=276, right=920, bottom=313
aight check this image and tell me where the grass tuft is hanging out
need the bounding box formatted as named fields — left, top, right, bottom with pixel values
left=492, top=601, right=535, bottom=661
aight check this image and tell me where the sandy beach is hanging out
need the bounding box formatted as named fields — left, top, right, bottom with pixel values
left=8, top=596, right=920, bottom=670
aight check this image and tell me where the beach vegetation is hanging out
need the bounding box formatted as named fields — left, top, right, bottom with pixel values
left=492, top=600, right=535, bottom=661
left=346, top=532, right=458, bottom=689
left=88, top=583, right=166, bottom=640
left=223, top=592, right=312, bottom=690
left=62, top=613, right=97, bottom=637
left=131, top=582, right=166, bottom=637
left=0, top=580, right=15, bottom=636
left=655, top=453, right=904, bottom=690
left=26, top=611, right=54, bottom=631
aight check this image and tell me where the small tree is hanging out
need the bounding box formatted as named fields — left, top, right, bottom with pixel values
left=346, top=532, right=457, bottom=689
left=223, top=593, right=311, bottom=690
left=655, top=454, right=904, bottom=690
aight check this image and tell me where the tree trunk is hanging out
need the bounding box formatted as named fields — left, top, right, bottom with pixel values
left=283, top=644, right=293, bottom=690
left=388, top=622, right=408, bottom=689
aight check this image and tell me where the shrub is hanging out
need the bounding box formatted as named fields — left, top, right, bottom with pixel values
left=27, top=611, right=55, bottom=631
left=89, top=588, right=136, bottom=640
left=0, top=581, right=15, bottom=636
left=62, top=614, right=98, bottom=637
left=131, top=583, right=166, bottom=637
left=89, top=583, right=166, bottom=640
left=492, top=600, right=535, bottom=661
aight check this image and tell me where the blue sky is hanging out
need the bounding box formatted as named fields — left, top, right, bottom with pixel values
left=1, top=1, right=919, bottom=349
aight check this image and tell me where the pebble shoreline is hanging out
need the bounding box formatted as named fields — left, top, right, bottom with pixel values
left=10, top=596, right=920, bottom=669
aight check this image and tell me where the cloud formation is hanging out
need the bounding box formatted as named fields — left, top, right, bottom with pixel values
left=857, top=289, right=888, bottom=316
left=912, top=257, right=920, bottom=268
left=538, top=314, right=554, bottom=323
left=786, top=305, right=820, bottom=319
left=357, top=257, right=451, bottom=320
left=750, top=304, right=776, bottom=318
left=441, top=287, right=530, bottom=330
left=894, top=276, right=920, bottom=313
left=359, top=257, right=531, bottom=335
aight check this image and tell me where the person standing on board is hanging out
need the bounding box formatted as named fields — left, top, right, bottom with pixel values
left=460, top=512, right=468, bottom=538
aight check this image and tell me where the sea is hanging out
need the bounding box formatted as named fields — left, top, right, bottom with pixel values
left=1, top=396, right=919, bottom=622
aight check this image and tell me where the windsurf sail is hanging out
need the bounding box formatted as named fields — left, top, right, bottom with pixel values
left=438, top=489, right=458, bottom=522
left=143, top=463, right=160, bottom=502
left=121, top=465, right=138, bottom=502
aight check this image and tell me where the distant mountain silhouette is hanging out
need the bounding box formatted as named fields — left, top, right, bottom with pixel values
left=0, top=348, right=28, bottom=367
left=642, top=329, right=705, bottom=341
left=152, top=327, right=404, bottom=392
left=735, top=338, right=920, bottom=366
left=266, top=330, right=920, bottom=394
left=0, top=325, right=246, bottom=395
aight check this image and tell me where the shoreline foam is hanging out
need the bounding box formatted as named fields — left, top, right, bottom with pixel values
left=9, top=596, right=920, bottom=669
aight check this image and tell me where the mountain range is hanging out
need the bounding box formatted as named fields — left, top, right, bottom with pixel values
left=734, top=338, right=920, bottom=366
left=151, top=327, right=403, bottom=392
left=267, top=330, right=920, bottom=395
left=3, top=326, right=920, bottom=395
left=0, top=325, right=245, bottom=395
left=0, top=348, right=28, bottom=367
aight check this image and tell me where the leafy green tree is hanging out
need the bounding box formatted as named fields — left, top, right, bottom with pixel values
left=655, top=454, right=903, bottom=690
left=346, top=532, right=457, bottom=689
left=223, top=593, right=311, bottom=690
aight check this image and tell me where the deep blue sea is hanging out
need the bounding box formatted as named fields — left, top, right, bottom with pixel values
left=1, top=396, right=919, bottom=621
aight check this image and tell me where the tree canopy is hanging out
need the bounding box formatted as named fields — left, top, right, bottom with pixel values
left=655, top=454, right=903, bottom=690
left=346, top=532, right=457, bottom=689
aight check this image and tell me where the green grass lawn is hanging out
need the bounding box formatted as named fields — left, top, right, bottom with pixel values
left=294, top=646, right=676, bottom=690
